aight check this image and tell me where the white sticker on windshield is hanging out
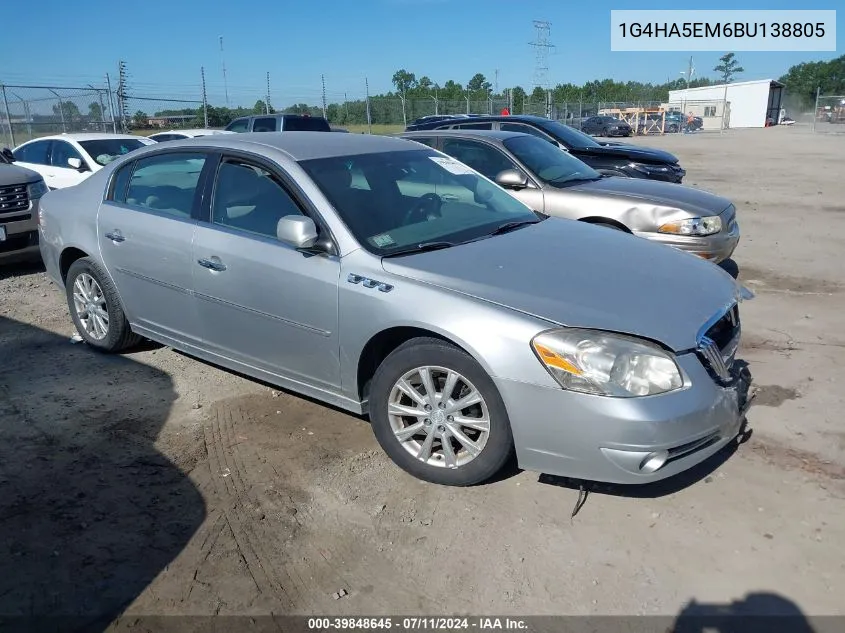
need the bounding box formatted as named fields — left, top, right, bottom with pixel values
left=429, top=156, right=476, bottom=175
left=371, top=233, right=395, bottom=247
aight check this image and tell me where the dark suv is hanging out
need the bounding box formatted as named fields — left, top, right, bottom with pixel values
left=225, top=114, right=332, bottom=133
left=405, top=114, right=685, bottom=183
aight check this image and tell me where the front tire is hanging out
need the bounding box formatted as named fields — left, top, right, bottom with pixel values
left=369, top=338, right=514, bottom=486
left=66, top=257, right=141, bottom=352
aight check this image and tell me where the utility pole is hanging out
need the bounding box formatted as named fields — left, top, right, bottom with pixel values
left=365, top=77, right=372, bottom=134
left=529, top=20, right=555, bottom=98
left=344, top=92, right=349, bottom=121
left=219, top=36, right=229, bottom=106
left=201, top=66, right=209, bottom=128
left=494, top=68, right=499, bottom=95
left=266, top=71, right=271, bottom=114
left=321, top=74, right=327, bottom=119
left=105, top=73, right=117, bottom=133
left=117, top=60, right=129, bottom=132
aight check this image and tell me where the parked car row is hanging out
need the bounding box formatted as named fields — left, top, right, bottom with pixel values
left=31, top=130, right=753, bottom=489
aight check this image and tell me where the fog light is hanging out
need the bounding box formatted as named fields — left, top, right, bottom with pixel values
left=639, top=450, right=669, bottom=473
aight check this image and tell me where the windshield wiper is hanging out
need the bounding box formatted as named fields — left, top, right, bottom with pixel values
left=381, top=241, right=457, bottom=258
left=487, top=219, right=542, bottom=236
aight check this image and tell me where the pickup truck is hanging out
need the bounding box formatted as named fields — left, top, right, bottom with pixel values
left=0, top=149, right=49, bottom=263
left=225, top=114, right=332, bottom=133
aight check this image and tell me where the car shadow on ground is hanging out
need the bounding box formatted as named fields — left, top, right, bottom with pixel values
left=0, top=258, right=45, bottom=281
left=670, top=592, right=818, bottom=633
left=0, top=316, right=205, bottom=632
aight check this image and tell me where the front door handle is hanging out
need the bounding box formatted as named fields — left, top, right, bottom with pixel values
left=104, top=230, right=125, bottom=243
left=197, top=257, right=227, bottom=272
left=440, top=194, right=460, bottom=202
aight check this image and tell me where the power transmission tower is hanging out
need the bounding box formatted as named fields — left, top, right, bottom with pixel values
left=219, top=36, right=229, bottom=106
left=117, top=60, right=130, bottom=132
left=266, top=72, right=271, bottom=113
left=321, top=74, right=327, bottom=119
left=494, top=68, right=499, bottom=94
left=201, top=67, right=209, bottom=127
left=529, top=20, right=555, bottom=93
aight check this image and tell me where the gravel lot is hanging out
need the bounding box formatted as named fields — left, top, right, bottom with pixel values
left=1, top=126, right=844, bottom=625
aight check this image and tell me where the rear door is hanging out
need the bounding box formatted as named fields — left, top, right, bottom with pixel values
left=97, top=150, right=211, bottom=343
left=191, top=153, right=341, bottom=389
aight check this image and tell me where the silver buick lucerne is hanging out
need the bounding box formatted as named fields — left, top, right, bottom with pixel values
left=38, top=132, right=753, bottom=486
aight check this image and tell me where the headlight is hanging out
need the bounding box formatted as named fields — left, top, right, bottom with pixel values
left=27, top=180, right=49, bottom=200
left=631, top=163, right=670, bottom=173
left=531, top=329, right=684, bottom=397
left=658, top=216, right=722, bottom=237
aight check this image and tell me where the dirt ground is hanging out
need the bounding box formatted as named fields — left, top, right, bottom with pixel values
left=1, top=126, right=844, bottom=626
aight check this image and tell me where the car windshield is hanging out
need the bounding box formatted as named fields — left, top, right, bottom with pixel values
left=503, top=135, right=600, bottom=185
left=535, top=119, right=601, bottom=149
left=300, top=149, right=542, bottom=255
left=79, top=139, right=147, bottom=166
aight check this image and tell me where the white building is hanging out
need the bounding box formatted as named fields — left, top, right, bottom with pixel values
left=667, top=79, right=785, bottom=130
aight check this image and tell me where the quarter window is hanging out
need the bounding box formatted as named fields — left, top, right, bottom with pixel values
left=109, top=162, right=134, bottom=202
left=124, top=152, right=206, bottom=218
left=211, top=159, right=303, bottom=239
left=13, top=140, right=50, bottom=165
left=454, top=122, right=493, bottom=130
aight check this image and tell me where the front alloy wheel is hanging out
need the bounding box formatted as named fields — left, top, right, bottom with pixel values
left=369, top=338, right=514, bottom=486
left=388, top=366, right=490, bottom=469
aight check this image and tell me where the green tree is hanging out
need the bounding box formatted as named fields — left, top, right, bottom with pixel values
left=88, top=102, right=104, bottom=121
left=253, top=99, right=268, bottom=114
left=467, top=73, right=491, bottom=94
left=52, top=101, right=81, bottom=121
left=510, top=86, right=526, bottom=114
left=133, top=110, right=148, bottom=126
left=779, top=54, right=845, bottom=104
left=530, top=86, right=547, bottom=102
left=714, top=53, right=744, bottom=83
left=391, top=69, right=417, bottom=96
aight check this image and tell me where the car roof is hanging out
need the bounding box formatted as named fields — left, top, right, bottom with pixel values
left=155, top=131, right=424, bottom=161
left=400, top=129, right=525, bottom=142
left=19, top=132, right=150, bottom=144
left=413, top=114, right=553, bottom=126
left=150, top=129, right=234, bottom=137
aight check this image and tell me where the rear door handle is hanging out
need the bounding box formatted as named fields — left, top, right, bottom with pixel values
left=441, top=194, right=460, bottom=201
left=104, top=230, right=125, bottom=243
left=197, top=257, right=227, bottom=272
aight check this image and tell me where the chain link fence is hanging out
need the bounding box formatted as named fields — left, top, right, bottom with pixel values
left=0, top=84, right=117, bottom=147
left=812, top=94, right=845, bottom=133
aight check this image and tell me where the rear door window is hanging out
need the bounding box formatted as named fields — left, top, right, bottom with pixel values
left=252, top=117, right=278, bottom=132
left=283, top=117, right=331, bottom=131
left=225, top=118, right=250, bottom=133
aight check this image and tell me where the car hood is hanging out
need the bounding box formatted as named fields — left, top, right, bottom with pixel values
left=0, top=162, right=42, bottom=185
left=381, top=219, right=740, bottom=352
left=573, top=143, right=679, bottom=164
left=564, top=176, right=733, bottom=217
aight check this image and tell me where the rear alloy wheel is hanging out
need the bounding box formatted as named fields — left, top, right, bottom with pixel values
left=369, top=338, right=514, bottom=486
left=66, top=257, right=141, bottom=352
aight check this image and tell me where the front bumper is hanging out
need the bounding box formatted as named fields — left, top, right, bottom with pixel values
left=0, top=198, right=41, bottom=264
left=636, top=221, right=740, bottom=264
left=496, top=354, right=752, bottom=485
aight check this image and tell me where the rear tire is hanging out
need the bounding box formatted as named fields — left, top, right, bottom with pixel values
left=66, top=257, right=141, bottom=353
left=368, top=337, right=514, bottom=486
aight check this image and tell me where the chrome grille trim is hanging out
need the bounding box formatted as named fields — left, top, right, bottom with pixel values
left=0, top=184, right=29, bottom=214
left=699, top=336, right=731, bottom=382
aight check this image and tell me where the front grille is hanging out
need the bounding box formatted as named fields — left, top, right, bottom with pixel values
left=0, top=184, right=30, bottom=214
left=697, top=305, right=741, bottom=383
left=0, top=212, right=31, bottom=224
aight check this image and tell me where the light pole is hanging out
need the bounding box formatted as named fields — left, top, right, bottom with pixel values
left=48, top=89, right=67, bottom=132
left=431, top=84, right=439, bottom=115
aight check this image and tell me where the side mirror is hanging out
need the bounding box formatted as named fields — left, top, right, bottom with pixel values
left=277, top=215, right=318, bottom=249
left=495, top=169, right=529, bottom=189
left=67, top=157, right=85, bottom=171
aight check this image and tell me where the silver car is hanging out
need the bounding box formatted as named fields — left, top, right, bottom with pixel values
left=38, top=132, right=753, bottom=486
left=401, top=130, right=740, bottom=263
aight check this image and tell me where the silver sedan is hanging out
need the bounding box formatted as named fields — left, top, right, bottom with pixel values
left=401, top=130, right=740, bottom=263
left=38, top=132, right=753, bottom=486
